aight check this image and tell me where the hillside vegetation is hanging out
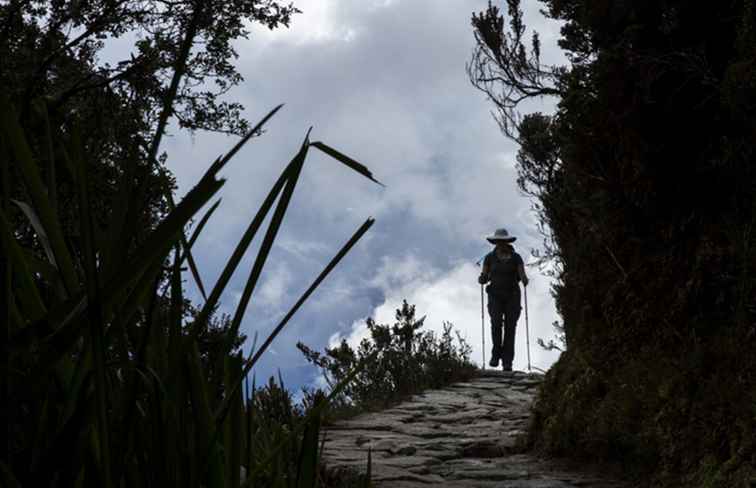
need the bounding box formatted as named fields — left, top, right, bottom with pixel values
left=469, top=1, right=756, bottom=486
left=1, top=2, right=380, bottom=486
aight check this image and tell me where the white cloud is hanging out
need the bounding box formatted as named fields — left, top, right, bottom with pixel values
left=247, top=0, right=360, bottom=46
left=156, top=0, right=567, bottom=389
left=256, top=261, right=294, bottom=309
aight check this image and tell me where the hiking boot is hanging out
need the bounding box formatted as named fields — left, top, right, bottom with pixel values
left=501, top=364, right=512, bottom=372
left=489, top=356, right=500, bottom=367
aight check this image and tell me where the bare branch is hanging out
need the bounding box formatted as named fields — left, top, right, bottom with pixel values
left=468, top=0, right=564, bottom=141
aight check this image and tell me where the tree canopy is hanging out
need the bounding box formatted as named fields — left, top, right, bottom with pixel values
left=1, top=0, right=299, bottom=279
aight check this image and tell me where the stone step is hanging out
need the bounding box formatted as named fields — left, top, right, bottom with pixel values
left=321, top=370, right=629, bottom=487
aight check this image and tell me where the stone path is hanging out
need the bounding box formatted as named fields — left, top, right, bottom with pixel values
left=321, top=370, right=628, bottom=487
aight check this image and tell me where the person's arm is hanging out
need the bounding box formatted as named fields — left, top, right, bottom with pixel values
left=478, top=256, right=490, bottom=284
left=517, top=255, right=529, bottom=286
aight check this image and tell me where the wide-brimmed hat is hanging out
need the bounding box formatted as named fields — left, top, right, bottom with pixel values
left=486, top=227, right=517, bottom=244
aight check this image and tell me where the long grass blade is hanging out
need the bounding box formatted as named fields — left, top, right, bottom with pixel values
left=32, top=99, right=58, bottom=216
left=295, top=402, right=322, bottom=488
left=10, top=199, right=58, bottom=269
left=215, top=217, right=375, bottom=425
left=169, top=243, right=184, bottom=344
left=226, top=132, right=311, bottom=350
left=223, top=353, right=243, bottom=488
left=109, top=159, right=229, bottom=295
left=70, top=123, right=112, bottom=488
left=161, top=187, right=210, bottom=303
left=185, top=343, right=227, bottom=487
left=176, top=196, right=221, bottom=302
left=181, top=198, right=222, bottom=265
left=109, top=263, right=165, bottom=482
left=21, top=247, right=61, bottom=289
left=183, top=230, right=208, bottom=301
left=0, top=208, right=47, bottom=322
left=310, top=141, right=385, bottom=187
left=8, top=157, right=225, bottom=363
left=187, top=157, right=291, bottom=341
left=0, top=96, right=79, bottom=296
left=109, top=166, right=223, bottom=309
left=216, top=104, right=284, bottom=169
left=164, top=104, right=285, bottom=304
left=99, top=143, right=139, bottom=282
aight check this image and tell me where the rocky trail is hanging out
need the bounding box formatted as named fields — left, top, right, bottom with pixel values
left=321, top=370, right=630, bottom=487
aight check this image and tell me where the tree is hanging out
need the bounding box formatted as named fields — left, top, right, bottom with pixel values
left=470, top=1, right=756, bottom=484
left=1, top=0, right=299, bottom=293
left=1, top=0, right=298, bottom=134
left=297, top=301, right=475, bottom=412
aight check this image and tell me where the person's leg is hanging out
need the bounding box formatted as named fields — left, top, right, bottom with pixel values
left=487, top=297, right=504, bottom=366
left=500, top=298, right=522, bottom=370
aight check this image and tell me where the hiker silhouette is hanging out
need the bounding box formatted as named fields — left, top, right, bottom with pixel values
left=478, top=228, right=529, bottom=371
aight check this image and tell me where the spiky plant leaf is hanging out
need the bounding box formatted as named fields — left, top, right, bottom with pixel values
left=0, top=96, right=79, bottom=296
left=310, top=141, right=384, bottom=187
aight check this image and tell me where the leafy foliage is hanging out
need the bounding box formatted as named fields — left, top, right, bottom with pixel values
left=470, top=1, right=756, bottom=486
left=298, top=300, right=477, bottom=415
left=0, top=2, right=391, bottom=486
left=1, top=95, right=380, bottom=487
left=0, top=0, right=299, bottom=288
left=1, top=0, right=299, bottom=135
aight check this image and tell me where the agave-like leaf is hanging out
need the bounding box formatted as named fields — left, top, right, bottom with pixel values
left=9, top=155, right=226, bottom=366
left=167, top=104, right=285, bottom=303
left=103, top=252, right=163, bottom=348
left=31, top=98, right=58, bottom=216
left=187, top=156, right=291, bottom=342
left=10, top=199, right=57, bottom=268
left=161, top=187, right=210, bottom=303
left=217, top=104, right=284, bottom=168
left=216, top=217, right=375, bottom=425
left=169, top=243, right=184, bottom=358
left=177, top=197, right=221, bottom=301
left=70, top=123, right=113, bottom=488
left=104, top=164, right=224, bottom=311
left=223, top=353, right=243, bottom=488
left=99, top=144, right=138, bottom=283
left=21, top=247, right=61, bottom=287
left=110, top=266, right=164, bottom=482
left=310, top=141, right=385, bottom=187
left=181, top=224, right=208, bottom=301
left=0, top=208, right=47, bottom=322
left=0, top=96, right=79, bottom=296
left=185, top=342, right=227, bottom=487
left=226, top=131, right=311, bottom=350
left=181, top=198, right=222, bottom=265
left=295, top=401, right=322, bottom=488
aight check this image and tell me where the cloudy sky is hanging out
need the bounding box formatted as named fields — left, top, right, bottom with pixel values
left=160, top=0, right=567, bottom=393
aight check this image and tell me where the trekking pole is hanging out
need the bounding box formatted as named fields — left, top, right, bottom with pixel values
left=480, top=283, right=486, bottom=369
left=476, top=254, right=486, bottom=370
left=524, top=284, right=531, bottom=372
